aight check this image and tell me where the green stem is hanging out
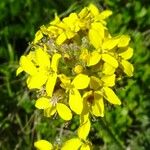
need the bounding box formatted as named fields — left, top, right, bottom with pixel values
left=6, top=76, right=13, bottom=97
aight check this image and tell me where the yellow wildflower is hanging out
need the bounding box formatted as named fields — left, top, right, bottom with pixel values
left=18, top=48, right=61, bottom=96
left=35, top=96, right=72, bottom=121
left=91, top=75, right=121, bottom=105
left=82, top=90, right=104, bottom=117
left=81, top=75, right=120, bottom=117
left=56, top=13, right=81, bottom=45
left=16, top=4, right=134, bottom=149
left=102, top=35, right=134, bottom=76
left=59, top=74, right=90, bottom=114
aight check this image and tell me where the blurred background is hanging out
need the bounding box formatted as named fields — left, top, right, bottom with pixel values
left=0, top=0, right=150, bottom=149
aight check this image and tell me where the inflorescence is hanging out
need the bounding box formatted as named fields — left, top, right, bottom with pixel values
left=17, top=4, right=134, bottom=150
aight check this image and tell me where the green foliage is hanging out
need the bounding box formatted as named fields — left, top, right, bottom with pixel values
left=0, top=0, right=150, bottom=149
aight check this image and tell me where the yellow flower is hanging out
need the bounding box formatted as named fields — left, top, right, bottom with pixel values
left=77, top=3, right=112, bottom=35
left=88, top=3, right=112, bottom=21
left=59, top=74, right=90, bottom=114
left=33, top=14, right=62, bottom=44
left=34, top=140, right=53, bottom=150
left=56, top=13, right=81, bottom=45
left=88, top=3, right=99, bottom=16
left=78, top=74, right=116, bottom=118
left=102, top=35, right=121, bottom=50
left=18, top=48, right=61, bottom=96
left=84, top=49, right=118, bottom=69
left=91, top=75, right=121, bottom=105
left=87, top=4, right=112, bottom=49
left=102, top=35, right=134, bottom=76
left=35, top=96, right=72, bottom=121
left=102, top=35, right=131, bottom=51
left=40, top=14, right=62, bottom=38
left=86, top=35, right=121, bottom=69
left=118, top=46, right=134, bottom=77
left=82, top=75, right=120, bottom=117
left=82, top=90, right=104, bottom=117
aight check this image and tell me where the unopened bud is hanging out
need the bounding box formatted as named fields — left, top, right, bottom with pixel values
left=74, top=65, right=83, bottom=74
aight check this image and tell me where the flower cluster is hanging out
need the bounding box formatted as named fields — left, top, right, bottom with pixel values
left=17, top=3, right=134, bottom=150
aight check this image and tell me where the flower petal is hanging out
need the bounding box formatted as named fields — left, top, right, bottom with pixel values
left=33, top=30, right=43, bottom=44
left=51, top=53, right=61, bottom=72
left=80, top=110, right=89, bottom=125
left=102, top=54, right=118, bottom=68
left=118, top=35, right=130, bottom=47
left=46, top=73, right=57, bottom=97
left=103, top=87, right=121, bottom=105
left=44, top=107, right=56, bottom=117
left=61, top=138, right=82, bottom=150
left=72, top=74, right=90, bottom=89
left=56, top=103, right=72, bottom=121
left=91, top=92, right=104, bottom=117
left=35, top=97, right=51, bottom=109
left=56, top=32, right=67, bottom=45
left=81, top=94, right=90, bottom=124
left=80, top=144, right=91, bottom=150
left=90, top=76, right=101, bottom=90
left=35, top=48, right=50, bottom=68
left=87, top=51, right=101, bottom=66
left=16, top=67, right=23, bottom=76
left=121, top=60, right=134, bottom=77
left=27, top=72, right=47, bottom=89
left=20, top=56, right=37, bottom=75
left=78, top=118, right=91, bottom=140
left=98, top=10, right=112, bottom=20
left=88, top=3, right=99, bottom=16
left=34, top=140, right=53, bottom=150
left=69, top=88, right=83, bottom=114
left=79, top=48, right=89, bottom=63
left=101, top=74, right=116, bottom=87
left=88, top=22, right=104, bottom=49
left=119, top=47, right=133, bottom=60
left=102, top=62, right=115, bottom=75
left=102, top=37, right=119, bottom=50
left=63, top=13, right=80, bottom=32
